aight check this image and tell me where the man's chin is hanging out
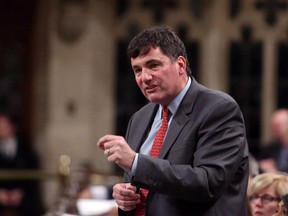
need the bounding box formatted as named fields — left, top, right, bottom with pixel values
left=147, top=97, right=161, bottom=104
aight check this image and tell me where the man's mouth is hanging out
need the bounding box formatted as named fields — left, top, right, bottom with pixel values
left=145, top=85, right=158, bottom=93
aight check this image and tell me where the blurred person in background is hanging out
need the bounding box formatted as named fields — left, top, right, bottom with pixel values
left=258, top=109, right=288, bottom=173
left=273, top=194, right=288, bottom=216
left=247, top=172, right=288, bottom=216
left=0, top=112, right=44, bottom=216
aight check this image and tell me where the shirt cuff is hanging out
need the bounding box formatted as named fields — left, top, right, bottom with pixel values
left=130, top=153, right=139, bottom=176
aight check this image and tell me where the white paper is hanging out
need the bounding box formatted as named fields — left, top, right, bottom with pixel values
left=76, top=199, right=118, bottom=216
left=62, top=214, right=78, bottom=216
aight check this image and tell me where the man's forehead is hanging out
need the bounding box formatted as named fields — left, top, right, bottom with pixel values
left=131, top=47, right=165, bottom=60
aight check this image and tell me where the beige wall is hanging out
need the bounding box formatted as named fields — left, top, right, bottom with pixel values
left=33, top=0, right=116, bottom=207
left=30, top=0, right=288, bottom=209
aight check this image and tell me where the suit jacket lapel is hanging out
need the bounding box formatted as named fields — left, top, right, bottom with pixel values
left=159, top=110, right=189, bottom=158
left=130, top=104, right=159, bottom=152
left=159, top=77, right=200, bottom=158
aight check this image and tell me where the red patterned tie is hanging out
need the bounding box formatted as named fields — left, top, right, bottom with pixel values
left=136, top=107, right=169, bottom=216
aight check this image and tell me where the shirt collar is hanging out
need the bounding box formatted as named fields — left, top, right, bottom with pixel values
left=167, top=77, right=192, bottom=116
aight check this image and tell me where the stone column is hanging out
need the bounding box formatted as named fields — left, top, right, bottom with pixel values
left=200, top=0, right=229, bottom=92
left=33, top=0, right=116, bottom=208
left=261, top=32, right=277, bottom=144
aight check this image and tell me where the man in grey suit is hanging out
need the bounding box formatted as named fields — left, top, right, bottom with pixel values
left=97, top=26, right=249, bottom=216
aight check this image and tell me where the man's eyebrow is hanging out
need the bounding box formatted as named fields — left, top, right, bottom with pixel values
left=147, top=59, right=160, bottom=63
left=145, top=59, right=162, bottom=65
left=132, top=59, right=161, bottom=69
left=132, top=65, right=140, bottom=70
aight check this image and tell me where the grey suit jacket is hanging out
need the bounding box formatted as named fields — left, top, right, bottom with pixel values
left=120, top=77, right=249, bottom=216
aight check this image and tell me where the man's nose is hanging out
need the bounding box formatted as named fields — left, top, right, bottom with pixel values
left=141, top=69, right=153, bottom=82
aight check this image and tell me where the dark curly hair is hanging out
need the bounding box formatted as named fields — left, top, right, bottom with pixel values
left=127, top=25, right=191, bottom=76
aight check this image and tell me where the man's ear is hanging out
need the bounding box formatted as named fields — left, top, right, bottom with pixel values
left=177, top=56, right=186, bottom=75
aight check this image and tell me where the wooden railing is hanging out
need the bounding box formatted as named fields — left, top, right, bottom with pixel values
left=0, top=169, right=58, bottom=180
left=0, top=155, right=123, bottom=215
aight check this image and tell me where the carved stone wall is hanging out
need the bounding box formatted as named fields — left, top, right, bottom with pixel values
left=31, top=0, right=288, bottom=208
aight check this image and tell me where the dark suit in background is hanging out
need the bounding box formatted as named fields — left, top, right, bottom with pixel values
left=257, top=109, right=288, bottom=173
left=0, top=113, right=44, bottom=216
left=0, top=138, right=44, bottom=216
